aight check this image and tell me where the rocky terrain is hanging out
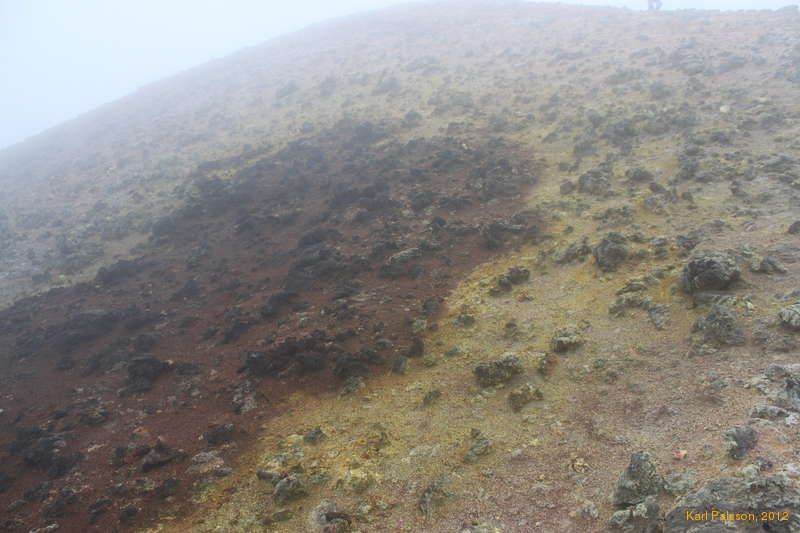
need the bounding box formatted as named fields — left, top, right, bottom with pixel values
left=1, top=1, right=800, bottom=532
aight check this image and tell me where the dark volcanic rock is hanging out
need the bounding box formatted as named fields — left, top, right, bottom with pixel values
left=10, top=428, right=83, bottom=479
left=95, top=259, right=144, bottom=286
left=390, top=355, right=408, bottom=374
left=625, top=167, right=655, bottom=183
left=257, top=469, right=283, bottom=485
left=578, top=169, right=612, bottom=196
left=482, top=218, right=530, bottom=249
left=551, top=325, right=583, bottom=353
left=220, top=307, right=253, bottom=344
left=24, top=481, right=52, bottom=503
left=490, top=266, right=530, bottom=294
left=245, top=331, right=331, bottom=377
left=77, top=398, right=111, bottom=426
left=60, top=309, right=121, bottom=348
left=297, top=227, right=341, bottom=248
left=380, top=247, right=422, bottom=278
left=12, top=428, right=59, bottom=467
left=419, top=475, right=451, bottom=517
left=647, top=303, right=671, bottom=330
left=405, top=336, right=425, bottom=358
left=88, top=498, right=112, bottom=523
left=489, top=274, right=513, bottom=296
left=723, top=425, right=758, bottom=460
left=665, top=472, right=800, bottom=533
left=508, top=383, right=542, bottom=412
left=133, top=334, right=158, bottom=352
left=42, top=487, right=79, bottom=520
left=0, top=472, right=14, bottom=493
left=272, top=474, right=308, bottom=505
left=613, top=451, right=664, bottom=507
left=171, top=279, right=201, bottom=300
left=506, top=266, right=531, bottom=284
left=750, top=403, right=790, bottom=421
left=422, top=389, right=442, bottom=406
left=751, top=255, right=787, bottom=274
left=609, top=495, right=661, bottom=533
left=286, top=245, right=369, bottom=290
left=693, top=304, right=746, bottom=346
left=767, top=243, right=800, bottom=264
left=155, top=478, right=179, bottom=499
left=303, top=427, right=327, bottom=444
left=204, top=424, right=235, bottom=446
left=332, top=348, right=380, bottom=378
left=126, top=355, right=168, bottom=393
left=464, top=428, right=492, bottom=463
left=473, top=354, right=523, bottom=387
left=308, top=500, right=351, bottom=532
left=141, top=439, right=178, bottom=472
left=594, top=232, right=628, bottom=272
left=119, top=505, right=140, bottom=523
left=47, top=452, right=83, bottom=479
left=123, top=306, right=161, bottom=331
left=680, top=250, right=740, bottom=293
left=554, top=238, right=592, bottom=264
left=778, top=303, right=800, bottom=331
left=775, top=372, right=800, bottom=411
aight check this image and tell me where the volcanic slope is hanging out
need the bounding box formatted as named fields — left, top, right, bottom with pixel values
left=1, top=2, right=800, bottom=533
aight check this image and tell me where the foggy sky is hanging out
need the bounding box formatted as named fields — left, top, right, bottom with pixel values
left=1, top=0, right=796, bottom=151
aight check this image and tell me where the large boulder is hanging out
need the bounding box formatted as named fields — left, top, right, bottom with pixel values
left=680, top=250, right=740, bottom=293
left=613, top=451, right=664, bottom=507
left=595, top=232, right=629, bottom=272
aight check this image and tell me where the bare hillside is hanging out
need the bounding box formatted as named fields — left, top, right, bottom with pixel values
left=1, top=2, right=800, bottom=532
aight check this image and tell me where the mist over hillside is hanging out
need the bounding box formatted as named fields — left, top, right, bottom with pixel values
left=1, top=2, right=800, bottom=532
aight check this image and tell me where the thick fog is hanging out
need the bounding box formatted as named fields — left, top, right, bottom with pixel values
left=0, top=0, right=796, bottom=150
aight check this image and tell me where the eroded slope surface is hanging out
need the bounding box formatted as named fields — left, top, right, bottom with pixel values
left=1, top=2, right=800, bottom=533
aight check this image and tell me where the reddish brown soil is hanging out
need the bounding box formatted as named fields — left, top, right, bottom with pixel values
left=0, top=124, right=545, bottom=533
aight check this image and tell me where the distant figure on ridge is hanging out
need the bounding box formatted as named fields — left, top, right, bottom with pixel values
left=648, top=0, right=663, bottom=10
